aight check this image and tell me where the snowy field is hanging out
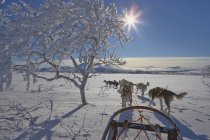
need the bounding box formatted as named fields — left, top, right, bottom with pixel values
left=0, top=72, right=210, bottom=140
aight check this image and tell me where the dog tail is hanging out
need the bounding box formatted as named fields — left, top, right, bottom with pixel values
left=175, top=92, right=188, bottom=99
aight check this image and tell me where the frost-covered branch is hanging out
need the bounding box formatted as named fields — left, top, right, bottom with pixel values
left=60, top=111, right=96, bottom=139
left=1, top=0, right=130, bottom=104
left=202, top=65, right=210, bottom=92
left=0, top=98, right=55, bottom=129
left=0, top=48, right=12, bottom=91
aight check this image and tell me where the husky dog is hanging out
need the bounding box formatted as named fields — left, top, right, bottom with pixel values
left=148, top=87, right=187, bottom=115
left=118, top=79, right=134, bottom=93
left=118, top=84, right=132, bottom=107
left=112, top=80, right=119, bottom=88
left=136, top=82, right=150, bottom=96
left=103, top=80, right=111, bottom=87
left=103, top=80, right=119, bottom=88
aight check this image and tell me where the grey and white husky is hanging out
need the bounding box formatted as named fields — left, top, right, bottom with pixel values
left=148, top=87, right=187, bottom=115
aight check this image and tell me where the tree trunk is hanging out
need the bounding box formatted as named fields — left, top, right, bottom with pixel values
left=80, top=85, right=87, bottom=105
left=79, top=74, right=89, bottom=105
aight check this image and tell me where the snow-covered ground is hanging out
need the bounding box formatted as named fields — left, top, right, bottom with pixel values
left=0, top=72, right=210, bottom=140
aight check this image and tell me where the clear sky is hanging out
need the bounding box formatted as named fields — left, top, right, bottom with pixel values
left=104, top=0, right=210, bottom=57
left=1, top=0, right=210, bottom=57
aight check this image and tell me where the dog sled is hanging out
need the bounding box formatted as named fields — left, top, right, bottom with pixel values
left=102, top=106, right=183, bottom=140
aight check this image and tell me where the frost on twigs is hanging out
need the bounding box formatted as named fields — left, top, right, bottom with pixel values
left=1, top=0, right=130, bottom=104
left=0, top=47, right=12, bottom=91
left=0, top=98, right=55, bottom=139
left=60, top=111, right=96, bottom=139
left=202, top=65, right=210, bottom=92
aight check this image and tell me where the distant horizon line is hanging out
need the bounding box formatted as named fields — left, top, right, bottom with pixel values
left=121, top=56, right=210, bottom=59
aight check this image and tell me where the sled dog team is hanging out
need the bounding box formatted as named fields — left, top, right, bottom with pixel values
left=103, top=79, right=188, bottom=115
left=103, top=80, right=119, bottom=88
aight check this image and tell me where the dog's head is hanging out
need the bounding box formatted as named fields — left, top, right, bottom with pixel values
left=124, top=85, right=131, bottom=91
left=119, top=79, right=125, bottom=85
left=120, top=85, right=131, bottom=95
left=114, top=80, right=119, bottom=84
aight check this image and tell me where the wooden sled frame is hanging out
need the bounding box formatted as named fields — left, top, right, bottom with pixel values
left=102, top=106, right=183, bottom=140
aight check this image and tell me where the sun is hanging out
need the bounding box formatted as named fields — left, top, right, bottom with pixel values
left=123, top=6, right=142, bottom=32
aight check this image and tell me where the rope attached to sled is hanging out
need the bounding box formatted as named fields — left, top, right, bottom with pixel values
left=102, top=106, right=182, bottom=140
left=116, top=113, right=162, bottom=140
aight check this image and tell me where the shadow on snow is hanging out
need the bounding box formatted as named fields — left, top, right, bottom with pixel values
left=107, top=109, right=133, bottom=139
left=154, top=112, right=209, bottom=140
left=137, top=95, right=155, bottom=105
left=14, top=104, right=85, bottom=140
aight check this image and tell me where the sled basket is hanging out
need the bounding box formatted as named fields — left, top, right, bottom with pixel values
left=102, top=106, right=183, bottom=140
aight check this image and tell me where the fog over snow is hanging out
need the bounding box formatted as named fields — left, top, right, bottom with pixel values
left=33, top=57, right=210, bottom=75
left=122, top=57, right=210, bottom=69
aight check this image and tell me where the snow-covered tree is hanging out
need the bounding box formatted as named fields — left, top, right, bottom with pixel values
left=0, top=47, right=12, bottom=91
left=1, top=0, right=130, bottom=104
left=202, top=65, right=210, bottom=91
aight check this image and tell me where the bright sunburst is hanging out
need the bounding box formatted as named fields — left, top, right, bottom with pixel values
left=123, top=6, right=142, bottom=32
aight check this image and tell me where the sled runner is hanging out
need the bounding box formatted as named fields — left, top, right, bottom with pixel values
left=102, top=106, right=182, bottom=140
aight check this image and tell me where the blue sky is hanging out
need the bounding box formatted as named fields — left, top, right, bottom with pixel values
left=104, top=0, right=210, bottom=57
left=1, top=0, right=210, bottom=57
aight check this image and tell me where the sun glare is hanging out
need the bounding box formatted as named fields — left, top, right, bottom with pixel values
left=123, top=6, right=142, bottom=32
